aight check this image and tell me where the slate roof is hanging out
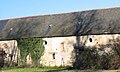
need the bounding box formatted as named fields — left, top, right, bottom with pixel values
left=0, top=7, right=120, bottom=40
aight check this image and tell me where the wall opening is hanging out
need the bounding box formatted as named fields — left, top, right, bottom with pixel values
left=89, top=38, right=92, bottom=42
left=44, top=41, right=47, bottom=45
left=53, top=53, right=55, bottom=59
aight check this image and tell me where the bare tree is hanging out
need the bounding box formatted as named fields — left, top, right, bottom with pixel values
left=74, top=10, right=97, bottom=51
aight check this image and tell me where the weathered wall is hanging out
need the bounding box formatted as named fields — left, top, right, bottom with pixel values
left=0, top=7, right=120, bottom=40
left=40, top=37, right=76, bottom=66
left=0, top=40, right=19, bottom=65
left=40, top=34, right=120, bottom=66
left=0, top=34, right=120, bottom=66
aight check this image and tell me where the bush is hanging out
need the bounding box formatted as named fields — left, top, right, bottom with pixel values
left=73, top=44, right=120, bottom=70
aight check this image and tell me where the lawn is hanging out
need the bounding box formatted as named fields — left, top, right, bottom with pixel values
left=1, top=67, right=65, bottom=72
left=1, top=68, right=120, bottom=72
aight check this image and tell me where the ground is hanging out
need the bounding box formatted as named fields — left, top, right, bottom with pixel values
left=0, top=68, right=120, bottom=72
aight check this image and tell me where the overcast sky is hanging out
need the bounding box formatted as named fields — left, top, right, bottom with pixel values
left=0, top=0, right=120, bottom=20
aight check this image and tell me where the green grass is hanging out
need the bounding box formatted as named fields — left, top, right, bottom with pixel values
left=1, top=68, right=50, bottom=72
left=1, top=67, right=65, bottom=72
left=1, top=68, right=39, bottom=72
left=1, top=68, right=120, bottom=72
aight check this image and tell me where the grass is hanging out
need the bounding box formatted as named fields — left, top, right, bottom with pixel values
left=0, top=67, right=120, bottom=72
left=1, top=67, right=66, bottom=72
left=1, top=68, right=39, bottom=72
left=1, top=68, right=46, bottom=72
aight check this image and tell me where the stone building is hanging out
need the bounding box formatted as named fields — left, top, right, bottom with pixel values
left=0, top=7, right=120, bottom=67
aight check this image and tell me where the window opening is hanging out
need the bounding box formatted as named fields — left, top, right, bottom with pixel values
left=89, top=38, right=92, bottom=42
left=53, top=53, right=55, bottom=59
left=44, top=41, right=47, bottom=45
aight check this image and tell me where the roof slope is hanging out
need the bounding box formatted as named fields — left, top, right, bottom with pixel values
left=0, top=7, right=120, bottom=40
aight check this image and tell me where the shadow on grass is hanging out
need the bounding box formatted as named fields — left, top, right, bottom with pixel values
left=45, top=69, right=120, bottom=72
left=43, top=67, right=99, bottom=72
left=0, top=68, right=1, bottom=70
left=45, top=69, right=66, bottom=72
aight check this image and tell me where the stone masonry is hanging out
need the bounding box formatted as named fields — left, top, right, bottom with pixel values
left=0, top=34, right=120, bottom=66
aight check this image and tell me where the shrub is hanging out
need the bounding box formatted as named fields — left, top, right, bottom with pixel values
left=73, top=44, right=120, bottom=70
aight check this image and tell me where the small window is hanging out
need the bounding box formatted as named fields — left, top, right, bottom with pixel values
left=89, top=38, right=92, bottom=42
left=53, top=53, right=55, bottom=59
left=44, top=41, right=47, bottom=45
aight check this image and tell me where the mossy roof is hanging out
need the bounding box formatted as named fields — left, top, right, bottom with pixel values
left=0, top=7, right=120, bottom=40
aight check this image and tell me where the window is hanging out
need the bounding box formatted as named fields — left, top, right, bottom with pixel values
left=44, top=41, right=47, bottom=45
left=89, top=38, right=92, bottom=42
left=53, top=53, right=55, bottom=59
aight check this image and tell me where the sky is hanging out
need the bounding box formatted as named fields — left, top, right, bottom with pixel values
left=0, top=0, right=120, bottom=20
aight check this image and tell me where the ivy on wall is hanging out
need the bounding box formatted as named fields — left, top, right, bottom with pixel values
left=17, top=37, right=44, bottom=66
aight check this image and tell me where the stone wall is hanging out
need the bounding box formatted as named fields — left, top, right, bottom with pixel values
left=40, top=34, right=120, bottom=66
left=0, top=40, right=19, bottom=66
left=40, top=37, right=76, bottom=66
left=0, top=34, right=120, bottom=67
